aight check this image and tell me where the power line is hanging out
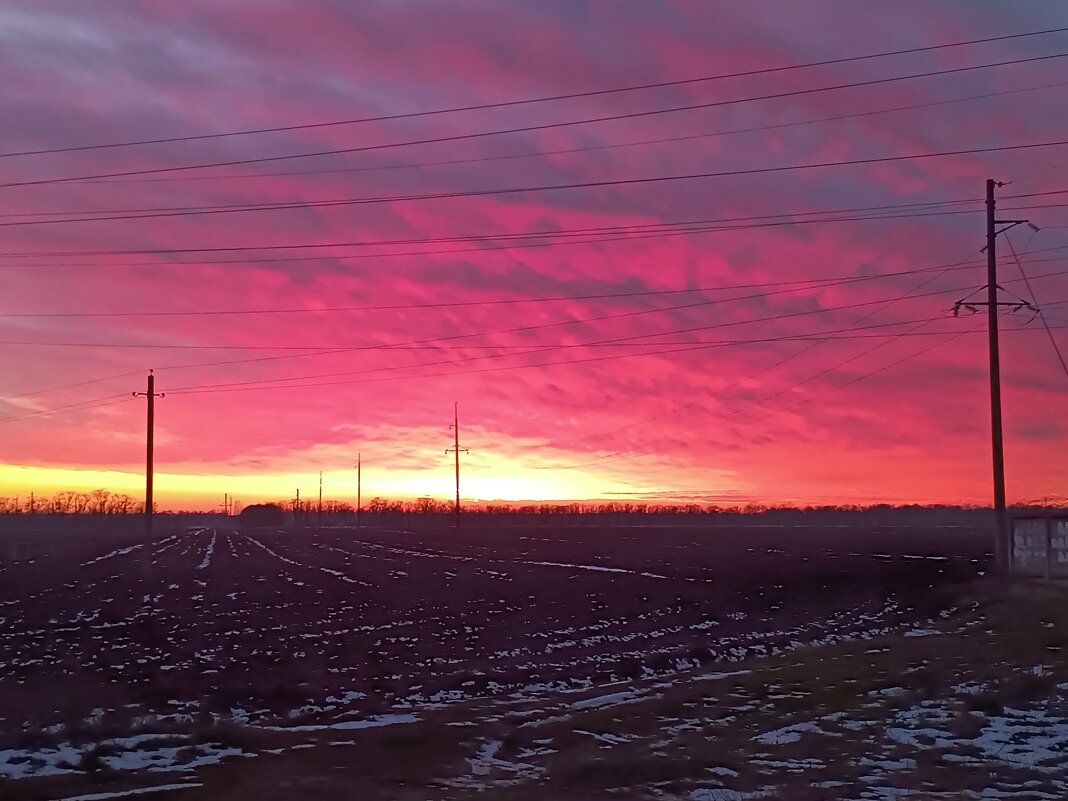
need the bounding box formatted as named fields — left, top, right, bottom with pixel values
left=8, top=325, right=1063, bottom=426
left=160, top=317, right=982, bottom=399
left=544, top=233, right=971, bottom=453
left=7, top=336, right=957, bottom=352
left=0, top=394, right=132, bottom=424
left=0, top=214, right=1002, bottom=294
left=1003, top=188, right=1068, bottom=200
left=718, top=268, right=973, bottom=424
left=4, top=256, right=1061, bottom=414
left=5, top=266, right=1065, bottom=358
left=3, top=150, right=1065, bottom=229
left=2, top=258, right=1059, bottom=410
left=751, top=327, right=982, bottom=427
left=1, top=192, right=975, bottom=223
left=3, top=270, right=1064, bottom=404
left=77, top=80, right=1068, bottom=186
left=153, top=267, right=1068, bottom=394
left=1006, top=232, right=1068, bottom=380
left=2, top=193, right=1062, bottom=260
left=7, top=248, right=1003, bottom=385
left=579, top=181, right=1067, bottom=474
left=0, top=197, right=984, bottom=265
left=5, top=51, right=1068, bottom=190
left=0, top=283, right=993, bottom=354
left=0, top=257, right=976, bottom=318
left=5, top=287, right=956, bottom=409
left=242, top=246, right=991, bottom=446
left=0, top=324, right=950, bottom=421
left=6, top=25, right=1065, bottom=159
left=6, top=230, right=1068, bottom=277
left=555, top=323, right=982, bottom=471
left=3, top=369, right=148, bottom=400
left=543, top=265, right=964, bottom=468
left=539, top=237, right=1066, bottom=467
left=0, top=204, right=991, bottom=259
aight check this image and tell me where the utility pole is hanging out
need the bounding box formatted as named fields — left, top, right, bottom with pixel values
left=318, top=470, right=323, bottom=528
left=445, top=401, right=468, bottom=530
left=956, top=180, right=1035, bottom=572
left=987, top=178, right=1008, bottom=571
left=356, top=453, right=362, bottom=528
left=133, top=371, right=164, bottom=546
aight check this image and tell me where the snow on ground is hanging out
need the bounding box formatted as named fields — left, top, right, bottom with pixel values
left=754, top=720, right=824, bottom=745
left=885, top=702, right=1068, bottom=768
left=243, top=534, right=370, bottom=586
left=82, top=544, right=143, bottom=567
left=444, top=738, right=543, bottom=790
left=570, top=690, right=643, bottom=710
left=524, top=561, right=673, bottom=580
left=260, top=713, right=419, bottom=733
left=195, top=531, right=216, bottom=571
left=574, top=729, right=636, bottom=746
left=0, top=736, right=245, bottom=780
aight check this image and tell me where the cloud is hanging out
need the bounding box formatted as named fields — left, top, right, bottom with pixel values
left=1, top=0, right=1066, bottom=507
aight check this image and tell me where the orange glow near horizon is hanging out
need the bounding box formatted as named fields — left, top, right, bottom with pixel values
left=0, top=458, right=685, bottom=512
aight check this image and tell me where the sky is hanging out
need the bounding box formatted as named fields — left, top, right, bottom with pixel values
left=1, top=0, right=1067, bottom=511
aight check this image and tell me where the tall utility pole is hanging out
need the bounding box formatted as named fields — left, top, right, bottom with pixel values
left=957, top=180, right=1032, bottom=571
left=356, top=453, right=362, bottom=528
left=318, top=470, right=323, bottom=528
left=986, top=179, right=1008, bottom=571
left=446, top=401, right=468, bottom=530
left=133, top=371, right=164, bottom=545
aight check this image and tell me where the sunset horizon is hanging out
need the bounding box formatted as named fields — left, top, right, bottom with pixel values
left=1, top=454, right=1064, bottom=513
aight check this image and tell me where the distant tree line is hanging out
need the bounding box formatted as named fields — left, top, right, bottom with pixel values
left=275, top=498, right=769, bottom=515
left=273, top=498, right=715, bottom=515
left=0, top=490, right=145, bottom=515
left=2, top=491, right=1063, bottom=516
left=271, top=498, right=1067, bottom=516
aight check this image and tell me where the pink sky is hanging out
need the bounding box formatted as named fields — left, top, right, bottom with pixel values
left=1, top=1, right=1066, bottom=510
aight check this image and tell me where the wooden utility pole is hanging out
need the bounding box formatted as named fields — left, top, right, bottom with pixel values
left=955, top=181, right=1038, bottom=571
left=986, top=179, right=1008, bottom=570
left=446, top=401, right=468, bottom=530
left=133, top=371, right=164, bottom=545
left=356, top=453, right=362, bottom=528
left=954, top=179, right=1033, bottom=571
left=318, top=470, right=323, bottom=528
